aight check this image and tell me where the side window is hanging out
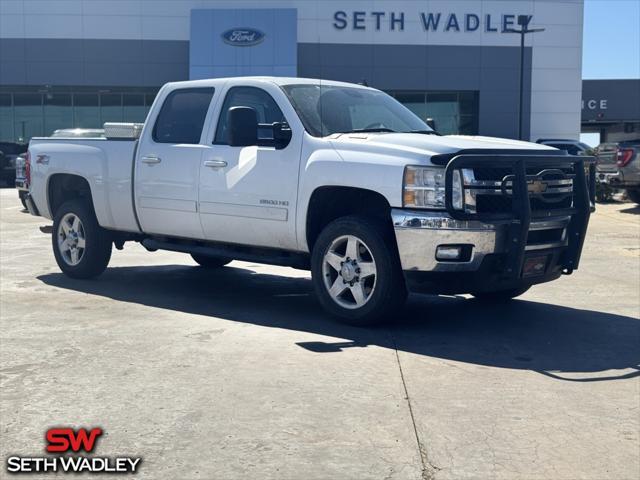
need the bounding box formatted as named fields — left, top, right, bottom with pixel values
left=214, top=87, right=287, bottom=144
left=152, top=88, right=214, bottom=144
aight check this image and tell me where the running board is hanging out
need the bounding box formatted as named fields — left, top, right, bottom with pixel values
left=141, top=238, right=310, bottom=270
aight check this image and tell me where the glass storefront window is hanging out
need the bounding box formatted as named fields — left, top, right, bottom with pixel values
left=100, top=93, right=123, bottom=123
left=394, top=92, right=428, bottom=123
left=0, top=87, right=159, bottom=142
left=389, top=90, right=479, bottom=136
left=44, top=94, right=72, bottom=136
left=73, top=94, right=100, bottom=129
left=14, top=93, right=43, bottom=142
left=0, top=94, right=13, bottom=142
left=124, top=94, right=147, bottom=123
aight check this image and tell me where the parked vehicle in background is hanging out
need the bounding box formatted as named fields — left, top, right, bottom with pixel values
left=25, top=77, right=595, bottom=325
left=536, top=139, right=593, bottom=156
left=0, top=142, right=27, bottom=186
left=14, top=154, right=28, bottom=208
left=594, top=140, right=640, bottom=204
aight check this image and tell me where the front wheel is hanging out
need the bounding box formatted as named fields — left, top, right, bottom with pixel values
left=52, top=200, right=112, bottom=279
left=311, top=216, right=407, bottom=326
left=471, top=286, right=530, bottom=302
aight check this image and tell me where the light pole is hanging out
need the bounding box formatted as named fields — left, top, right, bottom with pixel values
left=506, top=15, right=545, bottom=141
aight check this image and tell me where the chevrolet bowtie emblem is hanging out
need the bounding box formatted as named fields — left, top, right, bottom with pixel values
left=527, top=179, right=548, bottom=194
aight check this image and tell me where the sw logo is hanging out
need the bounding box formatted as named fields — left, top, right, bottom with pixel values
left=46, top=427, right=103, bottom=453
left=5, top=426, right=141, bottom=474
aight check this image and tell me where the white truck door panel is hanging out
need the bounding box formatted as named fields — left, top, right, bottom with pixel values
left=198, top=86, right=299, bottom=249
left=135, top=87, right=215, bottom=239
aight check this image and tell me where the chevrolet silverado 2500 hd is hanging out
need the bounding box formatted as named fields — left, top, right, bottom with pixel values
left=25, top=77, right=595, bottom=325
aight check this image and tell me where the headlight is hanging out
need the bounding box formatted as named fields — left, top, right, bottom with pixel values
left=403, top=166, right=463, bottom=210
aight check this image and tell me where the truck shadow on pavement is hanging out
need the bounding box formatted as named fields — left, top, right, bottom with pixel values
left=38, top=264, right=640, bottom=382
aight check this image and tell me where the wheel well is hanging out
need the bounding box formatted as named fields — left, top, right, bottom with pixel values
left=48, top=174, right=93, bottom=217
left=306, top=186, right=392, bottom=250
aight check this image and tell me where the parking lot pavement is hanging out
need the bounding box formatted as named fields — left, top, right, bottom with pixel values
left=1, top=187, right=639, bottom=480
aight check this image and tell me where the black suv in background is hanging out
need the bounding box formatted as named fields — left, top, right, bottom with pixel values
left=0, top=142, right=27, bottom=186
left=536, top=139, right=594, bottom=156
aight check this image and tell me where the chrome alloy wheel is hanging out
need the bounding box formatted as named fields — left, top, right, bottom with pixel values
left=322, top=235, right=377, bottom=309
left=57, top=212, right=86, bottom=266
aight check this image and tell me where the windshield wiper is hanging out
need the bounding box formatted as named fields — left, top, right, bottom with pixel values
left=403, top=130, right=440, bottom=135
left=338, top=127, right=397, bottom=134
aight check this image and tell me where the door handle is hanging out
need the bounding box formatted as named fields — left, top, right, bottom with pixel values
left=141, top=155, right=161, bottom=164
left=203, top=159, right=228, bottom=168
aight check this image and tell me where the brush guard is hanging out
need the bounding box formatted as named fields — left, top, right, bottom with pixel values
left=444, top=154, right=596, bottom=280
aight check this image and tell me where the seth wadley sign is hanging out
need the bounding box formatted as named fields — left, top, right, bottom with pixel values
left=333, top=11, right=533, bottom=32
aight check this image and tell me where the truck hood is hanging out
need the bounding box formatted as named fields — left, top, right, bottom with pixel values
left=328, top=133, right=557, bottom=165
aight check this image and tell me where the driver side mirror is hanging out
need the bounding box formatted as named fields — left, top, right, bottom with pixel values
left=271, top=122, right=292, bottom=149
left=228, top=106, right=258, bottom=147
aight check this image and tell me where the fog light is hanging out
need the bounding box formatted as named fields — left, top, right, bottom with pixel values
left=436, top=246, right=463, bottom=261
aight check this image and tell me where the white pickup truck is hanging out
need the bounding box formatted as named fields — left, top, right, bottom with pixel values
left=25, top=77, right=595, bottom=325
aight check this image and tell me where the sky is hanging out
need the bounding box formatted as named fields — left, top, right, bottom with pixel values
left=582, top=0, right=640, bottom=79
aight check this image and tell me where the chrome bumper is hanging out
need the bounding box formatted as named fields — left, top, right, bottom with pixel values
left=391, top=209, right=570, bottom=272
left=596, top=171, right=621, bottom=185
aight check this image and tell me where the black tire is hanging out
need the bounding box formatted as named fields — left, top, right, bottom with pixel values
left=626, top=188, right=640, bottom=205
left=311, top=215, right=407, bottom=326
left=191, top=253, right=232, bottom=268
left=52, top=199, right=112, bottom=279
left=471, top=286, right=531, bottom=302
left=19, top=194, right=27, bottom=209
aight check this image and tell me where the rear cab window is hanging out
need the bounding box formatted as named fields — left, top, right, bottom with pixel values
left=152, top=88, right=215, bottom=144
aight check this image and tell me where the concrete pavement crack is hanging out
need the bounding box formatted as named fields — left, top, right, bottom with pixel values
left=389, top=331, right=441, bottom=480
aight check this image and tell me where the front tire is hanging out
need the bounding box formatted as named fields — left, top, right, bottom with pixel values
left=52, top=199, right=112, bottom=279
left=471, top=286, right=530, bottom=302
left=311, top=216, right=407, bottom=326
left=191, top=253, right=231, bottom=268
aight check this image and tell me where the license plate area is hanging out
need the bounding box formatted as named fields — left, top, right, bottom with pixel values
left=522, top=255, right=549, bottom=278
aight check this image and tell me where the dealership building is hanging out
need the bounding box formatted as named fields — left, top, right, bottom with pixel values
left=1, top=0, right=590, bottom=143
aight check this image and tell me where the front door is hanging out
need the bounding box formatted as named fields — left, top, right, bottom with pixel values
left=198, top=86, right=299, bottom=249
left=135, top=87, right=215, bottom=239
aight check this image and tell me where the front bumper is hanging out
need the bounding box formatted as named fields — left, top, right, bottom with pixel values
left=597, top=169, right=640, bottom=188
left=392, top=209, right=570, bottom=294
left=392, top=154, right=593, bottom=294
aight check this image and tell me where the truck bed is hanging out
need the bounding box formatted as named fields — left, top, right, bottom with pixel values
left=28, top=136, right=141, bottom=233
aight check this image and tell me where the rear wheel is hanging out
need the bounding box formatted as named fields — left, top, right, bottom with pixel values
left=52, top=199, right=112, bottom=279
left=311, top=216, right=407, bottom=326
left=191, top=253, right=231, bottom=268
left=626, top=188, right=640, bottom=205
left=471, top=286, right=530, bottom=302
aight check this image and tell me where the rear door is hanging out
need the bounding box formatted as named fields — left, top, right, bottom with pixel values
left=198, top=85, right=300, bottom=249
left=135, top=87, right=215, bottom=239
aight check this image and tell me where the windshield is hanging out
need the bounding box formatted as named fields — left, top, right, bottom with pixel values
left=281, top=84, right=433, bottom=137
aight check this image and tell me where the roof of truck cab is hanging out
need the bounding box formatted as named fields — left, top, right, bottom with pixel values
left=163, top=76, right=374, bottom=90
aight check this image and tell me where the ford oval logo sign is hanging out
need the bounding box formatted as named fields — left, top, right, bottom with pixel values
left=221, top=28, right=265, bottom=47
